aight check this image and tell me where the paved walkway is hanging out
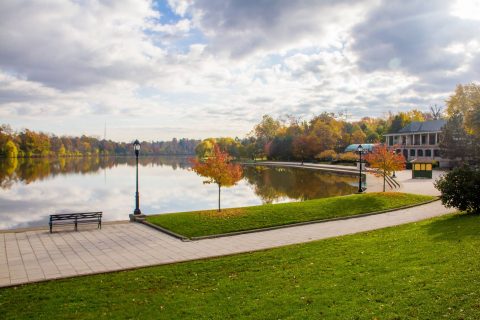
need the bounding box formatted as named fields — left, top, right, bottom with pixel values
left=0, top=200, right=453, bottom=288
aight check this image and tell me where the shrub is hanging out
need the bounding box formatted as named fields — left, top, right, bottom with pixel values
left=434, top=166, right=480, bottom=213
left=337, top=152, right=358, bottom=163
left=315, top=150, right=337, bottom=161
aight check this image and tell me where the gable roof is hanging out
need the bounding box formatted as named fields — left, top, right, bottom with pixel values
left=397, top=119, right=446, bottom=134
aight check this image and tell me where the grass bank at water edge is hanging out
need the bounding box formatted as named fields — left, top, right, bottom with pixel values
left=146, top=192, right=436, bottom=238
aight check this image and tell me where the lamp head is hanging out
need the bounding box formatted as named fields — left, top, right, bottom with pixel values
left=133, top=139, right=141, bottom=154
left=357, top=144, right=364, bottom=153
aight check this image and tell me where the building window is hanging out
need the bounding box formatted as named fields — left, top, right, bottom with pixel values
left=433, top=149, right=440, bottom=157
left=425, top=149, right=432, bottom=157
left=421, top=134, right=427, bottom=145
left=418, top=149, right=424, bottom=157
left=410, top=149, right=416, bottom=157
left=414, top=135, right=420, bottom=145
left=429, top=134, right=436, bottom=145
left=388, top=136, right=393, bottom=146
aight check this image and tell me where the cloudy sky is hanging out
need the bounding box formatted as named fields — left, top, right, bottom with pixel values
left=1, top=0, right=479, bottom=141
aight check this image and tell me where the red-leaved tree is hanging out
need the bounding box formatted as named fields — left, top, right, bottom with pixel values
left=365, top=145, right=405, bottom=192
left=191, top=144, right=243, bottom=212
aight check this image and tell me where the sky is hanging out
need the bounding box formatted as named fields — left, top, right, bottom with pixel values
left=1, top=0, right=480, bottom=142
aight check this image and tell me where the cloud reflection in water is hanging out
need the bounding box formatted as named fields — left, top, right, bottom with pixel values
left=0, top=157, right=357, bottom=229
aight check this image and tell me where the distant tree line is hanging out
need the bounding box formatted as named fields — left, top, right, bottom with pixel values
left=195, top=109, right=440, bottom=162
left=0, top=126, right=200, bottom=158
left=195, top=83, right=480, bottom=164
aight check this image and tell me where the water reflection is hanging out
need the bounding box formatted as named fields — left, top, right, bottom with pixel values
left=0, top=156, right=191, bottom=189
left=243, top=166, right=357, bottom=203
left=0, top=157, right=357, bottom=229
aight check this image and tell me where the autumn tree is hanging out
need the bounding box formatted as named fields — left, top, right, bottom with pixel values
left=365, top=145, right=406, bottom=192
left=191, top=144, right=243, bottom=212
left=195, top=138, right=216, bottom=158
left=251, top=115, right=283, bottom=158
left=292, top=135, right=318, bottom=164
left=446, top=83, right=480, bottom=136
left=351, top=129, right=366, bottom=144
left=4, top=141, right=18, bottom=158
left=441, top=83, right=480, bottom=163
left=387, top=110, right=426, bottom=134
left=254, top=115, right=282, bottom=142
left=308, top=113, right=342, bottom=153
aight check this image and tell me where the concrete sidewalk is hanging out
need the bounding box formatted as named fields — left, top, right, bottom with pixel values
left=0, top=200, right=453, bottom=288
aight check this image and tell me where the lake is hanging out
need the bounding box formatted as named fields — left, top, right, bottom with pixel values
left=0, top=156, right=358, bottom=230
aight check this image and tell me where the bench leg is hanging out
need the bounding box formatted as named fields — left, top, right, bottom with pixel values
left=49, top=223, right=52, bottom=234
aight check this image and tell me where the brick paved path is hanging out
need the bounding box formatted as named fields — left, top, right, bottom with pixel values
left=0, top=200, right=452, bottom=288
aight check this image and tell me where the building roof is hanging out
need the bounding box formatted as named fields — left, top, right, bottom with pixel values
left=397, top=119, right=446, bottom=134
left=344, top=144, right=377, bottom=153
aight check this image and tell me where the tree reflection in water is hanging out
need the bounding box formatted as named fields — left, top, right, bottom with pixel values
left=0, top=158, right=358, bottom=229
left=0, top=156, right=192, bottom=189
left=242, top=166, right=357, bottom=203
left=0, top=159, right=357, bottom=202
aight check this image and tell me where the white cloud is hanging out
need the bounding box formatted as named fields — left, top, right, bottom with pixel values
left=190, top=0, right=376, bottom=58
left=0, top=0, right=478, bottom=141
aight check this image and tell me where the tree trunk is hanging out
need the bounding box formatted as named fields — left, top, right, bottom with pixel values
left=218, top=184, right=221, bottom=212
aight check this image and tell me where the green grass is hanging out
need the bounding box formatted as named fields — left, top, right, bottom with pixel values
left=146, top=192, right=435, bottom=238
left=1, top=212, right=479, bottom=319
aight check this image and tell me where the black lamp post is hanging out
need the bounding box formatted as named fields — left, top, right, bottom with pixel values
left=392, top=150, right=397, bottom=178
left=133, top=139, right=141, bottom=215
left=357, top=144, right=364, bottom=193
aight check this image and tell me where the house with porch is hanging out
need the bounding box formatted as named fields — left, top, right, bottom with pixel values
left=383, top=119, right=449, bottom=167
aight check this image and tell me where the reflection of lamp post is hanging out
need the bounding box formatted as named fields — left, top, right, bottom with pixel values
left=357, top=144, right=364, bottom=193
left=133, top=139, right=141, bottom=215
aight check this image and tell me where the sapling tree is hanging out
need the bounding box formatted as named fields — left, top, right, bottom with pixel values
left=191, top=144, right=243, bottom=212
left=365, top=145, right=405, bottom=192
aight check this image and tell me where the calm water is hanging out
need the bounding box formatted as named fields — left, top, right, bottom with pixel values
left=0, top=156, right=358, bottom=230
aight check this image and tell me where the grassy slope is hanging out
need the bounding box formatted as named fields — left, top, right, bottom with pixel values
left=146, top=192, right=435, bottom=237
left=1, top=213, right=479, bottom=319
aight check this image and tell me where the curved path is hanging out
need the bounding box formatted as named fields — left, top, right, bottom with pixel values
left=0, top=198, right=453, bottom=288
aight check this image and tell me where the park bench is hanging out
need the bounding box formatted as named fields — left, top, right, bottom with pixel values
left=49, top=212, right=102, bottom=233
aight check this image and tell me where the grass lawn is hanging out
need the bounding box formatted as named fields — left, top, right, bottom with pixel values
left=146, top=192, right=435, bottom=238
left=0, top=212, right=479, bottom=319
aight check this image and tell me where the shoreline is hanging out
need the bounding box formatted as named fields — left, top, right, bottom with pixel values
left=246, top=160, right=390, bottom=193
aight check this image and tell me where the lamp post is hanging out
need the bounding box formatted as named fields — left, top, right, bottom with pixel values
left=392, top=149, right=397, bottom=178
left=133, top=139, right=141, bottom=215
left=357, top=144, right=364, bottom=193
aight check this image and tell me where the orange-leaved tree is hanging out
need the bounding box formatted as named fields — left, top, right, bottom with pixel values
left=365, top=145, right=405, bottom=192
left=191, top=144, right=243, bottom=212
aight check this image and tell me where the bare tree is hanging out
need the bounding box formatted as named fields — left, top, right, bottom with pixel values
left=430, top=104, right=444, bottom=120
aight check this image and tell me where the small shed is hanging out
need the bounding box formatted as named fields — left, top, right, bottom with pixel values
left=411, top=160, right=433, bottom=179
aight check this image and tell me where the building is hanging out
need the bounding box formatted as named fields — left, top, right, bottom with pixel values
left=383, top=119, right=448, bottom=166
